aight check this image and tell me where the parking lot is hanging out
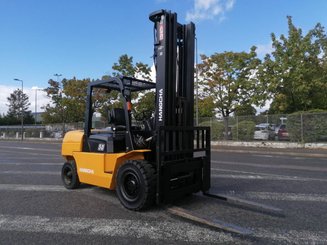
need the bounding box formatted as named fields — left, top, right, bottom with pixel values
left=0, top=140, right=326, bottom=244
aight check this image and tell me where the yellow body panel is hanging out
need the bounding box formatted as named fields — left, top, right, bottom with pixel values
left=73, top=152, right=112, bottom=188
left=61, top=130, right=84, bottom=157
left=72, top=150, right=150, bottom=190
left=61, top=131, right=150, bottom=190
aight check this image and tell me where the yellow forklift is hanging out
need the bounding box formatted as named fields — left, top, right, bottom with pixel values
left=61, top=10, right=282, bottom=235
left=61, top=9, right=211, bottom=211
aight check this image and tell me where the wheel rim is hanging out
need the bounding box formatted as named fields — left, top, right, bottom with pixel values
left=121, top=171, right=140, bottom=202
left=63, top=166, right=73, bottom=186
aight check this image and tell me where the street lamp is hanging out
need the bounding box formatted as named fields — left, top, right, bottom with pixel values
left=32, top=87, right=43, bottom=125
left=14, top=78, right=24, bottom=141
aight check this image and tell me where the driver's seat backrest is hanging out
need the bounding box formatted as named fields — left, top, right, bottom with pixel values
left=108, top=108, right=126, bottom=128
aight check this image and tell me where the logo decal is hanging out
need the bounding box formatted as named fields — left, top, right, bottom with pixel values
left=158, top=88, right=164, bottom=122
left=79, top=168, right=94, bottom=174
left=98, top=143, right=105, bottom=151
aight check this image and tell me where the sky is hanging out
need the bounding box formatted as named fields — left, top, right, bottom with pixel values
left=0, top=0, right=327, bottom=114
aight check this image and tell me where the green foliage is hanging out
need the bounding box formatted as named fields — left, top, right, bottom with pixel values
left=112, top=55, right=135, bottom=77
left=260, top=16, right=327, bottom=113
left=232, top=120, right=256, bottom=141
left=235, top=104, right=256, bottom=116
left=42, top=54, right=153, bottom=124
left=111, top=54, right=153, bottom=119
left=5, top=89, right=34, bottom=125
left=112, top=54, right=152, bottom=81
left=198, top=48, right=264, bottom=119
left=43, top=78, right=89, bottom=124
left=133, top=92, right=155, bottom=117
left=287, top=110, right=327, bottom=143
left=198, top=97, right=215, bottom=117
left=199, top=120, right=225, bottom=140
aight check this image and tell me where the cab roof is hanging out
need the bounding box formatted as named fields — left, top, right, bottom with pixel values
left=89, top=76, right=156, bottom=92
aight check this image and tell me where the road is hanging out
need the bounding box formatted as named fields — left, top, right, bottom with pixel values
left=0, top=140, right=326, bottom=244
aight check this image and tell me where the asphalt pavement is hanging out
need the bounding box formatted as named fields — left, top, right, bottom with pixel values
left=0, top=140, right=326, bottom=244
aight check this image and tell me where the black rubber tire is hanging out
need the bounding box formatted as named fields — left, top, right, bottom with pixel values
left=61, top=161, right=80, bottom=189
left=116, top=160, right=156, bottom=211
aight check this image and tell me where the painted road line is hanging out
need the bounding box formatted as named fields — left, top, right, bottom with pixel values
left=0, top=214, right=234, bottom=243
left=0, top=214, right=326, bottom=243
left=212, top=160, right=327, bottom=172
left=212, top=173, right=327, bottom=182
left=0, top=170, right=59, bottom=175
left=254, top=228, right=327, bottom=243
left=212, top=148, right=327, bottom=158
left=228, top=191, right=327, bottom=203
left=0, top=184, right=65, bottom=192
left=0, top=149, right=57, bottom=157
left=0, top=162, right=61, bottom=166
left=212, top=167, right=327, bottom=182
left=0, top=146, right=59, bottom=152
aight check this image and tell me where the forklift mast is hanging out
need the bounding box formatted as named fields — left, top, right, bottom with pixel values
left=150, top=10, right=211, bottom=204
left=150, top=9, right=195, bottom=128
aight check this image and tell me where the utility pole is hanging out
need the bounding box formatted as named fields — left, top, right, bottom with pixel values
left=32, top=87, right=43, bottom=125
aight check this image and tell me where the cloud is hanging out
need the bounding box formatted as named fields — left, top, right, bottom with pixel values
left=0, top=85, right=49, bottom=115
left=255, top=42, right=274, bottom=57
left=186, top=0, right=235, bottom=22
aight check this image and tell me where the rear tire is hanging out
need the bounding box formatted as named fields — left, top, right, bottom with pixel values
left=61, top=161, right=80, bottom=189
left=116, top=160, right=156, bottom=211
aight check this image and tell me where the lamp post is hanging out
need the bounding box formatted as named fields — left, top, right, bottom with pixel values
left=32, top=87, right=43, bottom=125
left=14, top=78, right=24, bottom=141
left=54, top=73, right=64, bottom=134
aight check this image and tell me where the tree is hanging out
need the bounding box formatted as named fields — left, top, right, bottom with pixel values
left=6, top=89, right=34, bottom=125
left=198, top=48, right=263, bottom=138
left=198, top=96, right=215, bottom=118
left=235, top=104, right=256, bottom=116
left=42, top=55, right=153, bottom=125
left=43, top=78, right=89, bottom=124
left=260, top=16, right=327, bottom=113
left=103, top=54, right=154, bottom=120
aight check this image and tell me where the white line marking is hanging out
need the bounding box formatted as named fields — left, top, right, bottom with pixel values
left=0, top=170, right=59, bottom=175
left=0, top=184, right=65, bottom=192
left=2, top=183, right=326, bottom=203
left=0, top=146, right=59, bottom=152
left=255, top=228, right=327, bottom=243
left=0, top=213, right=326, bottom=243
left=0, top=162, right=61, bottom=166
left=0, top=214, right=234, bottom=243
left=228, top=191, right=327, bottom=202
left=212, top=160, right=327, bottom=172
left=212, top=173, right=327, bottom=182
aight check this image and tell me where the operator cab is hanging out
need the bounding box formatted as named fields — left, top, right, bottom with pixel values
left=83, top=76, right=156, bottom=154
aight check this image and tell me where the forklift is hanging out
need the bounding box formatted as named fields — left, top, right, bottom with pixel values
left=61, top=9, right=210, bottom=210
left=61, top=10, right=282, bottom=234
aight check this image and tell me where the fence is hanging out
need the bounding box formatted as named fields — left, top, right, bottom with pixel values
left=199, top=112, right=327, bottom=143
left=0, top=112, right=327, bottom=143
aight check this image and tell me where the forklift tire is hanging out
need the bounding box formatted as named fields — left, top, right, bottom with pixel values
left=61, top=161, right=80, bottom=189
left=116, top=160, right=156, bottom=211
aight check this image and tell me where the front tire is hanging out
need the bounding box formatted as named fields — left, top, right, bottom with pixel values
left=61, top=161, right=80, bottom=189
left=116, top=160, right=156, bottom=211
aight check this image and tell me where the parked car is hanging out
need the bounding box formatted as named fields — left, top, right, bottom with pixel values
left=277, top=124, right=289, bottom=141
left=253, top=123, right=275, bottom=140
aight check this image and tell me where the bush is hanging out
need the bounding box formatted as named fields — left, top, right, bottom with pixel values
left=199, top=120, right=225, bottom=140
left=288, top=110, right=327, bottom=143
left=232, top=120, right=255, bottom=141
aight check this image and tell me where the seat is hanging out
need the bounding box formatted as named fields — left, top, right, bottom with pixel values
left=108, top=108, right=126, bottom=131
